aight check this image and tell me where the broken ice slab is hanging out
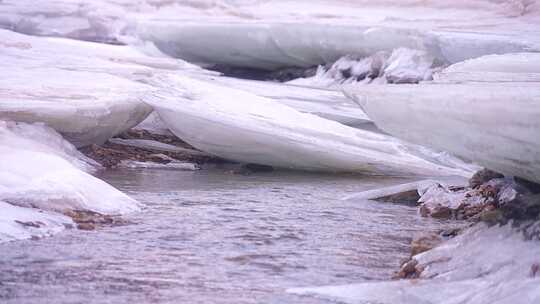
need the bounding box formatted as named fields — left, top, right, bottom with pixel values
left=145, top=75, right=474, bottom=177
left=345, top=83, right=540, bottom=183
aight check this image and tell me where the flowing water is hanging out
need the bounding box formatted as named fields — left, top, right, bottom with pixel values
left=0, top=167, right=455, bottom=303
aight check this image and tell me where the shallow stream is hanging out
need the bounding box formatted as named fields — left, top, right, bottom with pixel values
left=0, top=167, right=454, bottom=303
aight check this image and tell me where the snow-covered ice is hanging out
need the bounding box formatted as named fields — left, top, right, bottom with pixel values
left=346, top=83, right=540, bottom=183
left=0, top=121, right=140, bottom=215
left=146, top=75, right=474, bottom=177
left=0, top=201, right=74, bottom=244
left=289, top=223, right=540, bottom=304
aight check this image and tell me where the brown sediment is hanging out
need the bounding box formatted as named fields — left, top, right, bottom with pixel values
left=80, top=129, right=226, bottom=168
left=63, top=210, right=131, bottom=231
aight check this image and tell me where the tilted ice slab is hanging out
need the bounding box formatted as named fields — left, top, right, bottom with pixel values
left=289, top=223, right=540, bottom=304
left=208, top=76, right=371, bottom=127
left=345, top=83, right=540, bottom=183
left=0, top=201, right=74, bottom=244
left=0, top=121, right=140, bottom=215
left=0, top=29, right=209, bottom=147
left=435, top=52, right=540, bottom=83
left=146, top=75, right=473, bottom=176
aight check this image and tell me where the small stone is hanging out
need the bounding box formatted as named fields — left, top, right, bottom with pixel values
left=419, top=205, right=430, bottom=217
left=411, top=234, right=443, bottom=256
left=375, top=190, right=420, bottom=205
left=430, top=206, right=452, bottom=219
left=77, top=223, right=96, bottom=231
left=469, top=169, right=504, bottom=188
left=401, top=259, right=418, bottom=274
left=393, top=259, right=421, bottom=279
left=479, top=210, right=503, bottom=225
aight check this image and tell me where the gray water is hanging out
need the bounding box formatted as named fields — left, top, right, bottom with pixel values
left=0, top=167, right=454, bottom=303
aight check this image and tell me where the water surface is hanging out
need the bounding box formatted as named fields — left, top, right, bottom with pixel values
left=0, top=167, right=453, bottom=303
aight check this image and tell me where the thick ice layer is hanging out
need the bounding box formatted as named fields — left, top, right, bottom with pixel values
left=2, top=0, right=538, bottom=71
left=0, top=29, right=211, bottom=147
left=289, top=223, right=540, bottom=304
left=140, top=21, right=538, bottom=71
left=346, top=83, right=540, bottom=183
left=0, top=121, right=140, bottom=215
left=0, top=201, right=73, bottom=244
left=136, top=1, right=540, bottom=70
left=435, top=52, right=540, bottom=83
left=146, top=75, right=473, bottom=176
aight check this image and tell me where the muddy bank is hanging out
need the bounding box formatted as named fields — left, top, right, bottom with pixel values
left=393, top=169, right=540, bottom=279
left=80, top=129, right=226, bottom=169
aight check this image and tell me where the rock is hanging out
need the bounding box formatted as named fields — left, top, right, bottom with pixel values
left=469, top=169, right=504, bottom=188
left=375, top=189, right=420, bottom=205
left=515, top=177, right=540, bottom=194
left=430, top=206, right=453, bottom=219
left=500, top=194, right=540, bottom=222
left=411, top=234, right=444, bottom=256
left=394, top=259, right=423, bottom=279
left=479, top=210, right=504, bottom=225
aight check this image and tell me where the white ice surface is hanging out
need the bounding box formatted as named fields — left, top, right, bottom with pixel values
left=0, top=201, right=73, bottom=244
left=435, top=52, right=540, bottom=83
left=0, top=121, right=140, bottom=215
left=207, top=76, right=371, bottom=126
left=289, top=224, right=540, bottom=304
left=146, top=75, right=474, bottom=177
left=3, top=1, right=538, bottom=70
left=346, top=83, right=540, bottom=183
left=137, top=1, right=540, bottom=70
left=119, top=160, right=200, bottom=170
left=0, top=29, right=210, bottom=147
